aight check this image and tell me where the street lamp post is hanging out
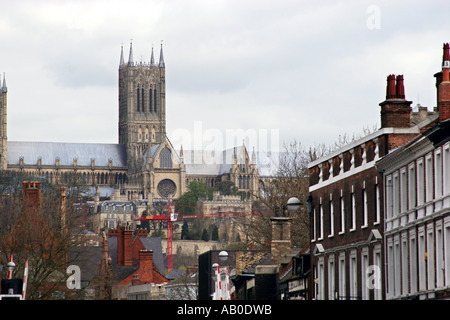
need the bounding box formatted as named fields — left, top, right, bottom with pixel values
left=276, top=197, right=303, bottom=217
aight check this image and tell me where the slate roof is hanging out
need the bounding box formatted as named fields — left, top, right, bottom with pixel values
left=107, top=235, right=165, bottom=275
left=68, top=246, right=101, bottom=282
left=7, top=141, right=127, bottom=167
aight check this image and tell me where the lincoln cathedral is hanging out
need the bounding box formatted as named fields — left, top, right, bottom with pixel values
left=0, top=43, right=260, bottom=208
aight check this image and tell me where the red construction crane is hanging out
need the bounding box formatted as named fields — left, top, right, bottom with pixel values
left=134, top=202, right=178, bottom=274
left=135, top=203, right=272, bottom=274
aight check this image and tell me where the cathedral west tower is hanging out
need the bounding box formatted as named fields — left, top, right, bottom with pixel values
left=118, top=42, right=166, bottom=173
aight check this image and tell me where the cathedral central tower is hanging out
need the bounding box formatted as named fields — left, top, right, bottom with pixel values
left=118, top=42, right=166, bottom=172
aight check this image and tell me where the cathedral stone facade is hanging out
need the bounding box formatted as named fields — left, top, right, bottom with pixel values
left=0, top=43, right=260, bottom=208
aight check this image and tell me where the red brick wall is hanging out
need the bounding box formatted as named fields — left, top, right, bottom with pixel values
left=380, top=101, right=412, bottom=128
left=438, top=81, right=450, bottom=122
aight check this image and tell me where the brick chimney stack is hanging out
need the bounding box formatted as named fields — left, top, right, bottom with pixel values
left=123, top=227, right=133, bottom=266
left=138, top=250, right=154, bottom=282
left=380, top=74, right=412, bottom=128
left=438, top=42, right=450, bottom=122
left=22, top=181, right=41, bottom=217
left=109, top=225, right=134, bottom=266
left=270, top=217, right=292, bottom=265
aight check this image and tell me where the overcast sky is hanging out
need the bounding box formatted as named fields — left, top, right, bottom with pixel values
left=1, top=0, right=449, bottom=154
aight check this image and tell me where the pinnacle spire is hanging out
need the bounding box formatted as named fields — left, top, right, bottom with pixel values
left=119, top=44, right=125, bottom=67
left=158, top=42, right=165, bottom=68
left=150, top=45, right=155, bottom=65
left=2, top=73, right=7, bottom=93
left=128, top=40, right=134, bottom=66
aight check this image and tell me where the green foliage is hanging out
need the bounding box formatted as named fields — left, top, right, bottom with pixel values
left=187, top=181, right=212, bottom=200
left=176, top=191, right=197, bottom=215
left=212, top=180, right=238, bottom=195
left=176, top=181, right=214, bottom=215
left=151, top=229, right=165, bottom=238
left=181, top=220, right=190, bottom=240
left=211, top=225, right=219, bottom=241
left=201, top=228, right=209, bottom=241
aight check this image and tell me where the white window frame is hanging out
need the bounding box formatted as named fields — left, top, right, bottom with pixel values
left=386, top=175, right=393, bottom=221
left=400, top=168, right=407, bottom=214
left=425, top=153, right=434, bottom=203
left=394, top=235, right=401, bottom=297
left=435, top=220, right=444, bottom=288
left=408, top=163, right=416, bottom=211
left=443, top=142, right=450, bottom=197
left=312, top=207, right=316, bottom=242
left=338, top=252, right=346, bottom=300
left=435, top=148, right=443, bottom=200
left=401, top=232, right=409, bottom=296
left=329, top=193, right=334, bottom=238
left=418, top=226, right=426, bottom=291
left=387, top=236, right=394, bottom=299
left=319, top=198, right=324, bottom=240
left=349, top=250, right=357, bottom=300
left=339, top=190, right=345, bottom=234
left=328, top=255, right=336, bottom=300
left=426, top=223, right=435, bottom=291
left=362, top=181, right=368, bottom=229
left=393, top=171, right=400, bottom=218
left=409, top=229, right=418, bottom=294
left=361, top=188, right=369, bottom=229
left=361, top=247, right=369, bottom=300
left=375, top=177, right=381, bottom=225
left=350, top=186, right=356, bottom=232
left=317, top=257, right=325, bottom=300
left=373, top=245, right=382, bottom=300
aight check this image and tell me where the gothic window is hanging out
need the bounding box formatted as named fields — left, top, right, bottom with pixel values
left=137, top=88, right=140, bottom=112
left=149, top=88, right=153, bottom=112
left=138, top=127, right=143, bottom=141
left=151, top=126, right=156, bottom=142
left=160, top=147, right=172, bottom=168
left=157, top=179, right=176, bottom=198
left=145, top=127, right=149, bottom=142
left=141, top=88, right=145, bottom=112
left=153, top=88, right=157, bottom=113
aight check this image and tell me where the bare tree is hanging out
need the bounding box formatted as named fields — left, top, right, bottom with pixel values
left=0, top=173, right=90, bottom=299
left=239, top=140, right=311, bottom=249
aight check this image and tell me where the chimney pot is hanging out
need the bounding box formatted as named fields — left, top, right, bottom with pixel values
left=443, top=43, right=450, bottom=67
left=380, top=74, right=412, bottom=128
left=386, top=74, right=397, bottom=99
left=396, top=75, right=405, bottom=99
